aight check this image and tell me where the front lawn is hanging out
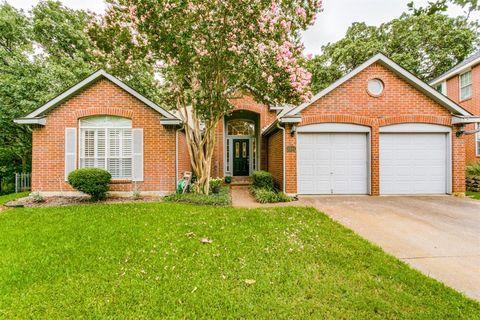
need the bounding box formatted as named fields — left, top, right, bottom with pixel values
left=466, top=191, right=480, bottom=200
left=0, top=203, right=478, bottom=318
left=0, top=192, right=29, bottom=205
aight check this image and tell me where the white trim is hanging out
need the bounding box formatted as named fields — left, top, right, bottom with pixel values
left=22, top=70, right=178, bottom=120
left=477, top=123, right=480, bottom=157
left=276, top=123, right=286, bottom=192
left=14, top=118, right=47, bottom=125
left=160, top=118, right=182, bottom=125
left=279, top=116, right=302, bottom=123
left=430, top=57, right=480, bottom=86
left=451, top=116, right=480, bottom=125
left=379, top=123, right=451, bottom=133
left=284, top=53, right=471, bottom=118
left=297, top=123, right=371, bottom=133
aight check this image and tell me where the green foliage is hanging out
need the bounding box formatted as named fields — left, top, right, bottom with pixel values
left=307, top=12, right=479, bottom=92
left=0, top=203, right=478, bottom=317
left=252, top=171, right=275, bottom=190
left=209, top=178, right=223, bottom=194
left=408, top=0, right=479, bottom=17
left=467, top=191, right=480, bottom=200
left=250, top=186, right=294, bottom=204
left=163, top=186, right=231, bottom=206
left=67, top=168, right=111, bottom=201
left=30, top=192, right=45, bottom=203
left=466, top=162, right=480, bottom=177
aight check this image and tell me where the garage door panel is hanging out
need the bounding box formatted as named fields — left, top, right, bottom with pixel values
left=298, top=133, right=368, bottom=195
left=380, top=133, right=447, bottom=194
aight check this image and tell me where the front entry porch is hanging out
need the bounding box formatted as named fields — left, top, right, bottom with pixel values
left=224, top=110, right=260, bottom=177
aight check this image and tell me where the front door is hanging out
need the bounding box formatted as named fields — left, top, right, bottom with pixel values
left=233, top=139, right=249, bottom=176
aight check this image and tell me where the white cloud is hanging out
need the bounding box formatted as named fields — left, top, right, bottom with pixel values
left=8, top=0, right=479, bottom=56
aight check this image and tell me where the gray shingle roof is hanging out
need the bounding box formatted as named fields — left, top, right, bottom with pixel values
left=430, top=50, right=480, bottom=84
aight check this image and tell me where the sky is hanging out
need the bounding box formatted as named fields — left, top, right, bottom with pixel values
left=9, top=0, right=480, bottom=55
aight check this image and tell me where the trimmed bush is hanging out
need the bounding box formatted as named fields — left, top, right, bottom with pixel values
left=209, top=178, right=223, bottom=194
left=250, top=186, right=294, bottom=204
left=68, top=168, right=111, bottom=201
left=252, top=171, right=275, bottom=190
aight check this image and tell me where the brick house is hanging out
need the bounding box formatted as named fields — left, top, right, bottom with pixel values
left=16, top=53, right=479, bottom=196
left=430, top=50, right=480, bottom=164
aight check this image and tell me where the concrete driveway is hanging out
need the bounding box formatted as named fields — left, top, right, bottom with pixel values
left=298, top=195, right=480, bottom=300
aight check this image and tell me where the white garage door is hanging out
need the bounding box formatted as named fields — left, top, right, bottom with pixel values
left=297, top=133, right=368, bottom=194
left=380, top=133, right=447, bottom=194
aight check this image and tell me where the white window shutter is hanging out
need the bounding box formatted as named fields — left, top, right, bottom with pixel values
left=65, top=128, right=77, bottom=181
left=132, top=128, right=144, bottom=182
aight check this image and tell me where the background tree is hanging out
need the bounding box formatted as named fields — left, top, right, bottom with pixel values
left=90, top=0, right=323, bottom=194
left=308, top=12, right=479, bottom=92
left=408, top=0, right=479, bottom=18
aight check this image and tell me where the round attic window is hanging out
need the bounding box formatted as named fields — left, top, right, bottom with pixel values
left=367, top=79, right=384, bottom=97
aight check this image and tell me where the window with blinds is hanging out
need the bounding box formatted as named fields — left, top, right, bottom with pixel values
left=79, top=116, right=133, bottom=180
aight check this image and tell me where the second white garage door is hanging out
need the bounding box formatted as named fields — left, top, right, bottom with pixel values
left=297, top=133, right=368, bottom=195
left=380, top=133, right=448, bottom=194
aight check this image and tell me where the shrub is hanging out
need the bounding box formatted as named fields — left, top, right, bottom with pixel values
left=224, top=176, right=232, bottom=184
left=164, top=186, right=231, bottom=206
left=250, top=186, right=294, bottom=204
left=466, top=162, right=480, bottom=177
left=30, top=192, right=45, bottom=203
left=68, top=168, right=111, bottom=201
left=252, top=171, right=275, bottom=190
left=209, top=178, right=223, bottom=194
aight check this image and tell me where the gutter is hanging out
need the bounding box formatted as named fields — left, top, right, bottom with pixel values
left=14, top=117, right=47, bottom=125
left=276, top=122, right=286, bottom=193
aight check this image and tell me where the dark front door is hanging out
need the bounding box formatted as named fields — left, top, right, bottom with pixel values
left=233, top=139, right=249, bottom=176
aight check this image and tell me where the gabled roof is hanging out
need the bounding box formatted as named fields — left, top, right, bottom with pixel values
left=15, top=70, right=180, bottom=125
left=430, top=50, right=480, bottom=86
left=284, top=53, right=472, bottom=118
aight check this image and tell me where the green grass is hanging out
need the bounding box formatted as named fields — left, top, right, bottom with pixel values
left=0, top=192, right=29, bottom=205
left=466, top=191, right=480, bottom=200
left=0, top=203, right=478, bottom=318
left=163, top=185, right=231, bottom=206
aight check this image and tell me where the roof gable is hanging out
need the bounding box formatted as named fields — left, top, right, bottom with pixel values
left=17, top=70, right=178, bottom=123
left=284, top=53, right=471, bottom=118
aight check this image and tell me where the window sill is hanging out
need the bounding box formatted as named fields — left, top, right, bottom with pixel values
left=110, top=180, right=132, bottom=184
left=459, top=97, right=472, bottom=103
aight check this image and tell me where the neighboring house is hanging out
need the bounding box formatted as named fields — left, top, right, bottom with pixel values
left=15, top=53, right=479, bottom=196
left=430, top=50, right=480, bottom=164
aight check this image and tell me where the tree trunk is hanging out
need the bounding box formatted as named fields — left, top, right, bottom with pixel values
left=179, top=106, right=221, bottom=195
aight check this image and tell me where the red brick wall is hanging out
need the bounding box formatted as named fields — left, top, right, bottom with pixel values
left=445, top=63, right=480, bottom=163
left=211, top=93, right=277, bottom=177
left=284, top=62, right=466, bottom=195
left=32, top=78, right=177, bottom=193
left=267, top=129, right=283, bottom=190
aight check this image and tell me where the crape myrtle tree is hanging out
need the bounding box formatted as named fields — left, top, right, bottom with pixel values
left=90, top=0, right=323, bottom=194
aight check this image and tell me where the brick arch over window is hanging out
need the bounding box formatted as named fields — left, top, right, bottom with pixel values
left=74, top=107, right=134, bottom=120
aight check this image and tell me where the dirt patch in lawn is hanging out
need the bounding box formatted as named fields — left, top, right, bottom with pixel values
left=4, top=195, right=163, bottom=209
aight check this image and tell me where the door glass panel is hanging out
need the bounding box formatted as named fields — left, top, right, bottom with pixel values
left=235, top=142, right=240, bottom=158
left=242, top=142, right=247, bottom=157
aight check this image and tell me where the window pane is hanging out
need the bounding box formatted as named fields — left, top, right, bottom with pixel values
left=108, top=129, right=121, bottom=157
left=235, top=142, right=240, bottom=158
left=242, top=142, right=247, bottom=157
left=122, top=129, right=132, bottom=157
left=122, top=158, right=132, bottom=179
left=83, top=130, right=95, bottom=157
left=460, top=72, right=472, bottom=87
left=252, top=139, right=257, bottom=171
left=227, top=120, right=255, bottom=136
left=461, top=85, right=472, bottom=100
left=226, top=139, right=230, bottom=172
left=97, top=130, right=106, bottom=157
left=108, top=158, right=121, bottom=179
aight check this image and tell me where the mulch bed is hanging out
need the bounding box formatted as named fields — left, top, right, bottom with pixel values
left=4, top=195, right=163, bottom=209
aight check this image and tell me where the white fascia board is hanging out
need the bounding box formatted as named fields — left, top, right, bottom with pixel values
left=160, top=118, right=182, bottom=126
left=24, top=70, right=179, bottom=120
left=451, top=116, right=480, bottom=125
left=430, top=58, right=480, bottom=86
left=14, top=118, right=47, bottom=125
left=279, top=116, right=302, bottom=124
left=285, top=53, right=471, bottom=117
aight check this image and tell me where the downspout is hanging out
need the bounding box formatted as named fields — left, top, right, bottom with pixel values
left=175, top=124, right=185, bottom=184
left=276, top=122, right=286, bottom=192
